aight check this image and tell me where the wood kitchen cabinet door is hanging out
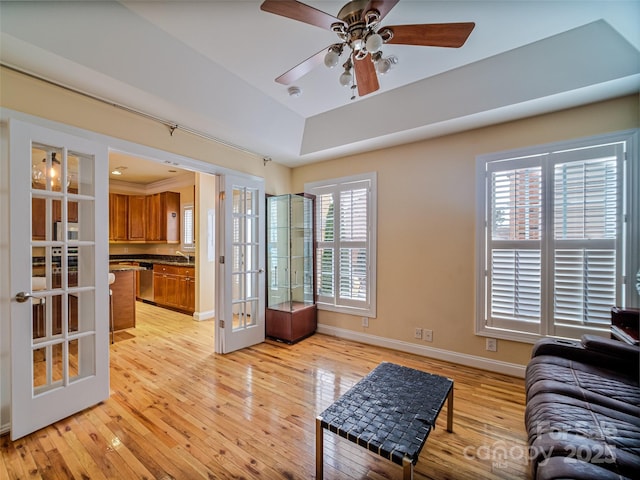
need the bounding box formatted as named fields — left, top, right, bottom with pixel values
left=164, top=274, right=181, bottom=308
left=109, top=193, right=128, bottom=241
left=52, top=188, right=78, bottom=223
left=128, top=195, right=146, bottom=241
left=180, top=275, right=195, bottom=312
left=32, top=198, right=46, bottom=240
left=145, top=192, right=180, bottom=243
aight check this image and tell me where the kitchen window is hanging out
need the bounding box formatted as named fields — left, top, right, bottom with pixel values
left=476, top=130, right=638, bottom=342
left=306, top=172, right=377, bottom=317
left=182, top=203, right=195, bottom=250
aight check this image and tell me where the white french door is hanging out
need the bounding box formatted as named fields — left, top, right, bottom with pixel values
left=216, top=174, right=265, bottom=354
left=9, top=119, right=109, bottom=440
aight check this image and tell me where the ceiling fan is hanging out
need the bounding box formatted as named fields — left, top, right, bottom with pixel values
left=260, top=0, right=475, bottom=98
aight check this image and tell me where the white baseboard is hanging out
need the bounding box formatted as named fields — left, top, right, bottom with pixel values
left=0, top=422, right=9, bottom=436
left=193, top=309, right=215, bottom=321
left=316, top=324, right=526, bottom=378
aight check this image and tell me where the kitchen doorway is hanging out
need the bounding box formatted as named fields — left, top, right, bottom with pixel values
left=107, top=150, right=217, bottom=341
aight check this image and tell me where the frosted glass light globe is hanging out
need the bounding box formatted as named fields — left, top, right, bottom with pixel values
left=376, top=56, right=394, bottom=74
left=339, top=70, right=352, bottom=86
left=324, top=50, right=340, bottom=68
left=365, top=33, right=383, bottom=53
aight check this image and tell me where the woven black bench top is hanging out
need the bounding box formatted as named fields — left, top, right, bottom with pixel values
left=319, top=362, right=453, bottom=466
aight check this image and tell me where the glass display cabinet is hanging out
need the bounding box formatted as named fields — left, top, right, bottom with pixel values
left=266, top=193, right=316, bottom=343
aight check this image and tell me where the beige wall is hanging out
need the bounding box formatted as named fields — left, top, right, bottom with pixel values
left=0, top=65, right=637, bottom=433
left=195, top=173, right=217, bottom=319
left=0, top=67, right=291, bottom=194
left=292, top=94, right=640, bottom=368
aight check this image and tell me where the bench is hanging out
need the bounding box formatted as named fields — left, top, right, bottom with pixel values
left=316, top=362, right=454, bottom=479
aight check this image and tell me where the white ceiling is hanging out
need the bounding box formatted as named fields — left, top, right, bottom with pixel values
left=1, top=1, right=639, bottom=169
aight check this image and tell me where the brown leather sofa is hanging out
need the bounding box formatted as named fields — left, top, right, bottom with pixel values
left=525, top=335, right=640, bottom=479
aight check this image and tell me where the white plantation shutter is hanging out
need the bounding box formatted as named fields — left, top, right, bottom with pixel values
left=182, top=204, right=195, bottom=249
left=478, top=137, right=630, bottom=340
left=316, top=192, right=335, bottom=298
left=550, top=145, right=621, bottom=337
left=487, top=160, right=543, bottom=332
left=490, top=249, right=541, bottom=324
left=339, top=187, right=368, bottom=303
left=307, top=173, right=377, bottom=316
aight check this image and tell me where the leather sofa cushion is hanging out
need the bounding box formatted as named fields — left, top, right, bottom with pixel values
left=535, top=456, right=636, bottom=480
left=526, top=393, right=640, bottom=478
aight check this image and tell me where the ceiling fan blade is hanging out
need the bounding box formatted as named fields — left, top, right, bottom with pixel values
left=275, top=47, right=328, bottom=85
left=260, top=0, right=344, bottom=31
left=353, top=54, right=380, bottom=97
left=385, top=22, right=475, bottom=48
left=361, top=0, right=400, bottom=22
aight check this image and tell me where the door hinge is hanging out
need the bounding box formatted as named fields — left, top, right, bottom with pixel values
left=219, top=320, right=225, bottom=328
left=219, top=255, right=225, bottom=264
left=220, top=191, right=226, bottom=201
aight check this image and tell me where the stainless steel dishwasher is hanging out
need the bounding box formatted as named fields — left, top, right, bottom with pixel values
left=138, top=262, right=154, bottom=302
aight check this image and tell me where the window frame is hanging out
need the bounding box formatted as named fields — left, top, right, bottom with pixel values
left=475, top=130, right=639, bottom=343
left=306, top=172, right=377, bottom=318
left=182, top=202, right=195, bottom=251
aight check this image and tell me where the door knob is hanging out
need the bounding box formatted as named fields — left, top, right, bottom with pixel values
left=15, top=292, right=33, bottom=303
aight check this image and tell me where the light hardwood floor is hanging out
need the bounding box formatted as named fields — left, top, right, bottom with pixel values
left=1, top=302, right=531, bottom=479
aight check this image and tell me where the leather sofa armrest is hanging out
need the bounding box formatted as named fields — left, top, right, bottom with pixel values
left=581, top=334, right=640, bottom=363
left=531, top=338, right=583, bottom=359
left=531, top=335, right=639, bottom=377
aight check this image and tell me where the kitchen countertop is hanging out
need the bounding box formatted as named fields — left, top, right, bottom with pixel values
left=109, top=265, right=148, bottom=272
left=109, top=257, right=195, bottom=268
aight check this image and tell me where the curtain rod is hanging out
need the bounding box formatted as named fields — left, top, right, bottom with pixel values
left=1, top=62, right=268, bottom=161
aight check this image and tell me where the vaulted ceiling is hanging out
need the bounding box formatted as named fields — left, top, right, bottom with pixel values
left=1, top=1, right=639, bottom=167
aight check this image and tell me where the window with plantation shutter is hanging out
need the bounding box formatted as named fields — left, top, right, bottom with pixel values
left=182, top=203, right=195, bottom=250
left=477, top=131, right=638, bottom=342
left=306, top=173, right=377, bottom=317
left=550, top=146, right=619, bottom=338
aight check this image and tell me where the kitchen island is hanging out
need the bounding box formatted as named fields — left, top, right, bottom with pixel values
left=108, top=266, right=142, bottom=332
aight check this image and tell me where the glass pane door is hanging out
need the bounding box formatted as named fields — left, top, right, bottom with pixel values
left=217, top=174, right=265, bottom=354
left=30, top=144, right=96, bottom=393
left=10, top=118, right=109, bottom=440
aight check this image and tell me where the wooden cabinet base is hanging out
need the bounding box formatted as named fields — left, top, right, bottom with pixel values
left=266, top=304, right=317, bottom=344
left=111, top=270, right=136, bottom=331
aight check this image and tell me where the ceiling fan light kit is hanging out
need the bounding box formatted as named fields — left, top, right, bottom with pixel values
left=261, top=0, right=475, bottom=98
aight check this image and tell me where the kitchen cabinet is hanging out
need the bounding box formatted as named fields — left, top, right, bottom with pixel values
left=33, top=273, right=79, bottom=339
left=53, top=188, right=78, bottom=224
left=127, top=195, right=146, bottom=241
left=32, top=198, right=46, bottom=241
left=110, top=269, right=136, bottom=331
left=32, top=189, right=78, bottom=241
left=146, top=192, right=180, bottom=243
left=180, top=274, right=196, bottom=312
left=109, top=193, right=128, bottom=241
left=108, top=191, right=180, bottom=243
left=153, top=264, right=195, bottom=314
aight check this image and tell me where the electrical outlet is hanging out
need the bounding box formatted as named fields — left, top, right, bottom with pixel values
left=414, top=328, right=422, bottom=339
left=362, top=317, right=369, bottom=328
left=423, top=329, right=433, bottom=342
left=486, top=338, right=497, bottom=352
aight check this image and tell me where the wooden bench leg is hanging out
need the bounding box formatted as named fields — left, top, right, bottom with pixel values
left=447, top=386, right=454, bottom=433
left=402, top=456, right=413, bottom=480
left=316, top=416, right=323, bottom=479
